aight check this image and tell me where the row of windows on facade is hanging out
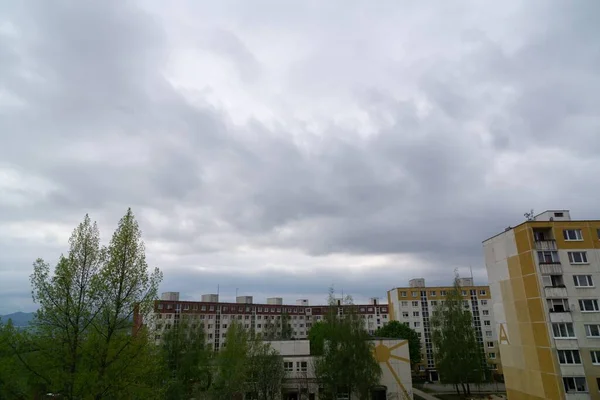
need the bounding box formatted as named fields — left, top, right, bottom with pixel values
left=398, top=289, right=487, bottom=297
left=538, top=250, right=590, bottom=264
left=157, top=304, right=387, bottom=313
left=398, top=299, right=488, bottom=308
left=544, top=274, right=595, bottom=288
left=399, top=318, right=492, bottom=328
left=537, top=228, right=600, bottom=243
left=553, top=322, right=600, bottom=338
left=403, top=321, right=494, bottom=338
left=548, top=298, right=600, bottom=312
left=560, top=228, right=600, bottom=242
left=156, top=313, right=387, bottom=322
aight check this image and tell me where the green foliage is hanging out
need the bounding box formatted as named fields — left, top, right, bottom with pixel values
left=246, top=339, right=285, bottom=400
left=160, top=320, right=212, bottom=399
left=430, top=276, right=487, bottom=394
left=3, top=210, right=164, bottom=400
left=313, top=287, right=381, bottom=400
left=307, top=321, right=329, bottom=356
left=211, top=321, right=250, bottom=400
left=374, top=320, right=422, bottom=366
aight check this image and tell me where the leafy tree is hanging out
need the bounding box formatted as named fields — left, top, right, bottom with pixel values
left=430, top=276, right=487, bottom=395
left=27, top=215, right=104, bottom=398
left=307, top=321, right=329, bottom=356
left=246, top=339, right=285, bottom=400
left=211, top=321, right=250, bottom=400
left=160, top=319, right=212, bottom=399
left=313, top=288, right=381, bottom=400
left=0, top=319, right=35, bottom=399
left=374, top=320, right=422, bottom=367
left=262, top=313, right=293, bottom=340
left=89, top=208, right=163, bottom=399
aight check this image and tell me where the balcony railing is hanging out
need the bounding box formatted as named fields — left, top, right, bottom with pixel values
left=535, top=240, right=557, bottom=251
left=539, top=263, right=563, bottom=275
left=545, top=287, right=569, bottom=298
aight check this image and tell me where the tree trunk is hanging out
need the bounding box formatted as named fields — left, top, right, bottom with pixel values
left=460, top=382, right=467, bottom=395
left=455, top=384, right=460, bottom=395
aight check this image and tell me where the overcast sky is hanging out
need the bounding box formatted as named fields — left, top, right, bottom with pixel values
left=1, top=1, right=599, bottom=314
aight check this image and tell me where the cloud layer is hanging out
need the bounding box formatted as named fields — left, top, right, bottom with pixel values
left=1, top=0, right=599, bottom=313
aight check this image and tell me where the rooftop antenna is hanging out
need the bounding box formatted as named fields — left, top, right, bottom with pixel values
left=524, top=209, right=535, bottom=221
left=470, top=265, right=474, bottom=284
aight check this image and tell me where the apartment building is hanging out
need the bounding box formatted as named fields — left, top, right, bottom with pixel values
left=484, top=209, right=600, bottom=399
left=143, top=293, right=390, bottom=351
left=387, top=278, right=501, bottom=381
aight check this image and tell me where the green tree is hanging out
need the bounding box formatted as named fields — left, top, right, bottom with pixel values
left=27, top=215, right=104, bottom=398
left=374, top=320, right=422, bottom=367
left=0, top=319, right=35, bottom=399
left=160, top=319, right=212, bottom=399
left=89, top=208, right=163, bottom=399
left=211, top=321, right=249, bottom=400
left=430, top=276, right=487, bottom=395
left=313, top=288, right=381, bottom=400
left=246, top=339, right=285, bottom=400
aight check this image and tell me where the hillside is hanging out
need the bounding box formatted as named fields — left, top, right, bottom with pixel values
left=0, top=312, right=35, bottom=327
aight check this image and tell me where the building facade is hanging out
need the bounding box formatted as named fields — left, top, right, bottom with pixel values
left=484, top=209, right=600, bottom=399
left=268, top=339, right=413, bottom=400
left=387, top=278, right=501, bottom=381
left=144, top=293, right=390, bottom=351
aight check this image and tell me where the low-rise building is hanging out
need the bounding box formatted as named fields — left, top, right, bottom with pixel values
left=268, top=339, right=413, bottom=400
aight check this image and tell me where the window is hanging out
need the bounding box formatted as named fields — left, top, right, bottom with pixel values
left=579, top=299, right=599, bottom=312
left=591, top=351, right=600, bottom=365
left=413, top=311, right=420, bottom=317
left=167, top=304, right=173, bottom=310
left=222, top=324, right=228, bottom=328
left=440, top=290, right=447, bottom=296
left=400, top=291, right=407, bottom=297
left=548, top=298, right=569, bottom=312
left=402, top=312, right=409, bottom=318
left=538, top=251, right=559, bottom=263
left=552, top=323, right=576, bottom=338
left=157, top=304, right=163, bottom=310
left=488, top=352, right=496, bottom=359
left=485, top=331, right=492, bottom=337
left=487, top=341, right=494, bottom=348
left=296, top=361, right=308, bottom=372
left=284, top=362, right=293, bottom=372
left=411, top=291, right=417, bottom=297
left=479, top=290, right=487, bottom=295
left=431, top=301, right=438, bottom=306
left=542, top=274, right=564, bottom=287
left=430, top=291, right=436, bottom=296
left=482, top=310, right=490, bottom=316
left=568, top=251, right=588, bottom=264
left=563, top=229, right=583, bottom=241
left=585, top=324, right=600, bottom=337
left=184, top=304, right=189, bottom=310
left=401, top=301, right=408, bottom=307
left=481, top=300, right=488, bottom=306
left=558, top=350, right=581, bottom=364
left=412, top=301, right=419, bottom=307
left=201, top=305, right=206, bottom=311
left=414, top=322, right=421, bottom=328
left=563, top=377, right=587, bottom=393
left=462, top=290, right=467, bottom=296
left=574, top=275, right=594, bottom=287
left=484, top=320, right=491, bottom=326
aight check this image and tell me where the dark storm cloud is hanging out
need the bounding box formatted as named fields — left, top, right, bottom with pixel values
left=1, top=0, right=599, bottom=313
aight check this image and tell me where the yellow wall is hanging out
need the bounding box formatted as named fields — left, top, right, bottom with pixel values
left=500, top=224, right=565, bottom=400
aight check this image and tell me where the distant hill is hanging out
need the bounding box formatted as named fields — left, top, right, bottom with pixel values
left=0, top=312, right=35, bottom=327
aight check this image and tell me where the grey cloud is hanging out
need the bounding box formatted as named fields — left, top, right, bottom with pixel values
left=0, top=0, right=599, bottom=313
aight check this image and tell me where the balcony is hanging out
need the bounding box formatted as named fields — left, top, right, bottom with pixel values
left=545, top=287, right=568, bottom=298
left=539, top=263, right=563, bottom=275
left=535, top=240, right=557, bottom=251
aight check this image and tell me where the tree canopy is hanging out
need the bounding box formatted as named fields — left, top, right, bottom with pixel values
left=430, top=276, right=488, bottom=395
left=374, top=320, right=422, bottom=366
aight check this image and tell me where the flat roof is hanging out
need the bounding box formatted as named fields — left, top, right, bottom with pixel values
left=482, top=218, right=600, bottom=243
